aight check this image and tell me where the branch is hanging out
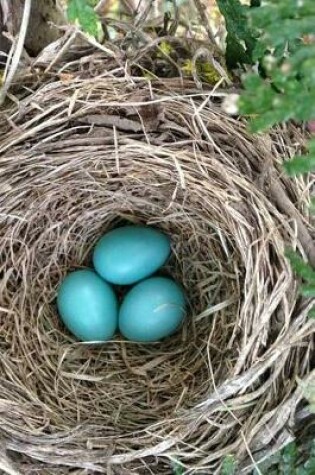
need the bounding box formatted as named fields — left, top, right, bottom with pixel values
left=94, top=0, right=111, bottom=14
left=194, top=0, right=222, bottom=55
left=121, top=0, right=137, bottom=16
left=0, top=0, right=31, bottom=105
left=0, top=0, right=10, bottom=25
left=95, top=0, right=137, bottom=16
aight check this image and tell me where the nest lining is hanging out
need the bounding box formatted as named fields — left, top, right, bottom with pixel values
left=0, top=52, right=314, bottom=475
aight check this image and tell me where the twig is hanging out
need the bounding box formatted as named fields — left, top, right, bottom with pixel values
left=0, top=0, right=10, bottom=25
left=192, top=46, right=232, bottom=88
left=44, top=29, right=78, bottom=74
left=134, top=0, right=154, bottom=28
left=121, top=0, right=137, bottom=16
left=94, top=0, right=111, bottom=14
left=0, top=0, right=32, bottom=106
left=194, top=0, right=222, bottom=55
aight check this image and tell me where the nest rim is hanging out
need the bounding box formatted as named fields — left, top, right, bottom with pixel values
left=0, top=55, right=314, bottom=475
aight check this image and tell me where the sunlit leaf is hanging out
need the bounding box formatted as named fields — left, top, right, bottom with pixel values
left=67, top=0, right=100, bottom=37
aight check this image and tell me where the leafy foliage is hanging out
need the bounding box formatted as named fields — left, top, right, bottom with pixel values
left=219, top=444, right=315, bottom=474
left=255, top=441, right=315, bottom=475
left=219, top=6, right=315, bottom=472
left=235, top=0, right=315, bottom=174
left=217, top=0, right=257, bottom=69
left=181, top=58, right=223, bottom=84
left=285, top=250, right=315, bottom=316
left=220, top=0, right=314, bottom=317
left=240, top=0, right=315, bottom=131
left=298, top=377, right=315, bottom=414
left=67, top=0, right=100, bottom=37
left=284, top=139, right=315, bottom=176
left=172, top=461, right=184, bottom=475
left=221, top=454, right=236, bottom=475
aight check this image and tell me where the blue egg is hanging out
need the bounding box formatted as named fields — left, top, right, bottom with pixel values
left=57, top=270, right=118, bottom=342
left=119, top=277, right=186, bottom=342
left=93, top=225, right=171, bottom=285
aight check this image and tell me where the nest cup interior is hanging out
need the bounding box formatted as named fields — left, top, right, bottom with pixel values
left=0, top=75, right=313, bottom=473
left=1, top=146, right=241, bottom=431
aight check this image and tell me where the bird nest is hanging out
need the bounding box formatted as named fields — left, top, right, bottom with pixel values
left=0, top=46, right=314, bottom=475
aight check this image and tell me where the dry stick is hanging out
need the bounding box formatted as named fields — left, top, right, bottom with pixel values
left=0, top=0, right=31, bottom=106
left=194, top=0, right=222, bottom=56
left=120, top=0, right=138, bottom=16
left=94, top=0, right=111, bottom=14
left=269, top=172, right=315, bottom=267
left=168, top=0, right=179, bottom=36
left=44, top=29, right=78, bottom=74
left=192, top=46, right=232, bottom=88
left=134, top=0, right=154, bottom=28
left=0, top=0, right=10, bottom=24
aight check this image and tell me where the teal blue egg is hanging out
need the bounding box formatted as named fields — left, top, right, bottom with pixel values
left=119, top=277, right=186, bottom=342
left=93, top=225, right=171, bottom=285
left=57, top=270, right=118, bottom=342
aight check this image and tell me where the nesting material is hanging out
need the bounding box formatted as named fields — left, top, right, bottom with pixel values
left=0, top=48, right=314, bottom=475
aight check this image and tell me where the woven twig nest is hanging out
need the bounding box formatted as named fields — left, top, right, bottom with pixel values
left=0, top=48, right=314, bottom=475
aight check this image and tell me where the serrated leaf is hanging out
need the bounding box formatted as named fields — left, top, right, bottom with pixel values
left=67, top=0, right=99, bottom=37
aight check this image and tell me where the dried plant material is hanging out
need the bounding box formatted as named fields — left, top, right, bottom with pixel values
left=0, top=46, right=314, bottom=475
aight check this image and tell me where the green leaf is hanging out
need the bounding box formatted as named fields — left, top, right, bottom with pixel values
left=254, top=452, right=281, bottom=474
left=237, top=0, right=315, bottom=321
left=284, top=153, right=315, bottom=176
left=67, top=0, right=99, bottom=37
left=172, top=461, right=184, bottom=475
left=221, top=455, right=236, bottom=475
left=302, top=456, right=315, bottom=474
left=309, top=307, right=315, bottom=318
left=280, top=442, right=298, bottom=475
left=300, top=284, right=315, bottom=298
left=284, top=139, right=315, bottom=176
left=260, top=17, right=315, bottom=48
left=296, top=440, right=315, bottom=474
left=285, top=250, right=315, bottom=283
left=239, top=0, right=315, bottom=134
left=298, top=378, right=315, bottom=413
left=217, top=0, right=257, bottom=69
